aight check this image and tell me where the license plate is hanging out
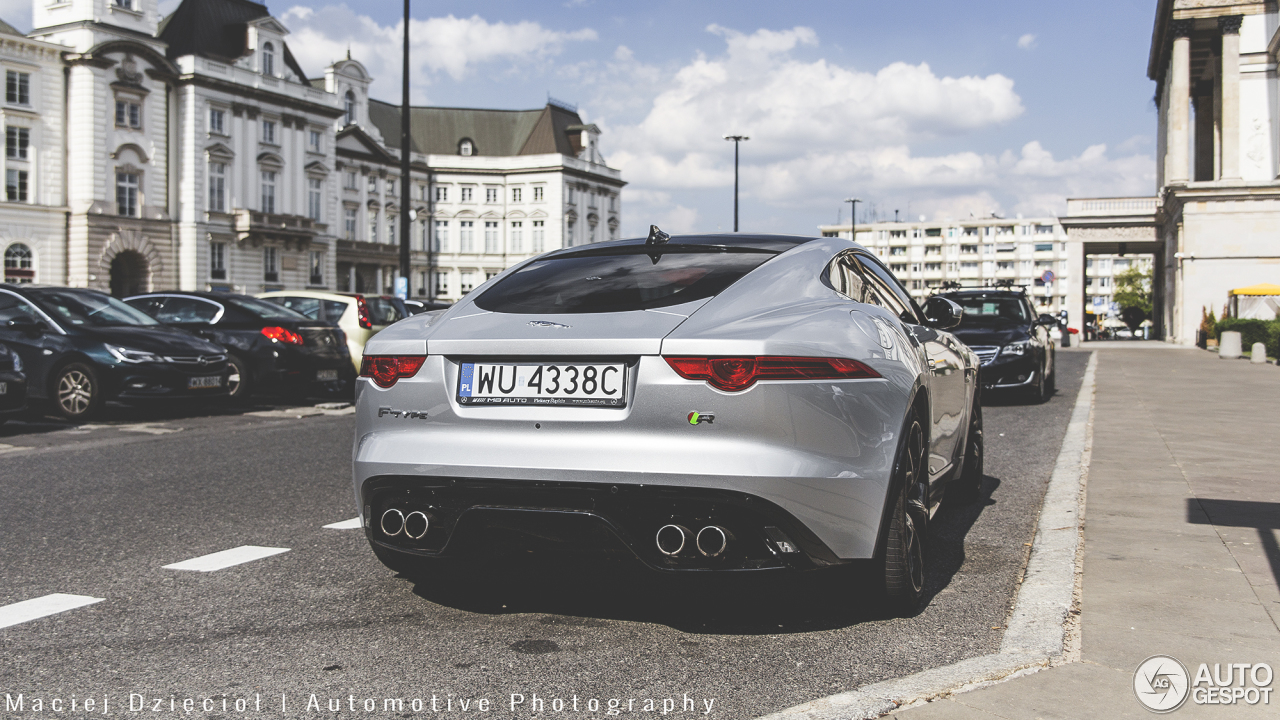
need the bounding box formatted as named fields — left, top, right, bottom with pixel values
left=188, top=375, right=223, bottom=389
left=0, top=382, right=6, bottom=395
left=316, top=369, right=339, bottom=382
left=458, top=362, right=626, bottom=407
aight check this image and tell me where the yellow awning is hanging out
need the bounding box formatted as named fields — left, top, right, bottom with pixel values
left=1229, top=283, right=1280, bottom=296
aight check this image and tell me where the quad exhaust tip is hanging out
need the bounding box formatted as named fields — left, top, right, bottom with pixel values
left=655, top=524, right=691, bottom=556
left=380, top=508, right=405, bottom=537
left=696, top=526, right=732, bottom=557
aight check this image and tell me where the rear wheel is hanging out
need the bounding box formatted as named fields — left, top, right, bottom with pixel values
left=874, top=411, right=928, bottom=615
left=53, top=363, right=102, bottom=421
left=950, top=400, right=984, bottom=504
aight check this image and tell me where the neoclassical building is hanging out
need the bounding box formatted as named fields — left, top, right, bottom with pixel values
left=1, top=0, right=622, bottom=303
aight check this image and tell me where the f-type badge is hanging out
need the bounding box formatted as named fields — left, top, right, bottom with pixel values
left=687, top=411, right=716, bottom=425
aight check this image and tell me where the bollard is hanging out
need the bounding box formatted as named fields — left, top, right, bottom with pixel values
left=1219, top=331, right=1243, bottom=359
left=1252, top=342, right=1268, bottom=364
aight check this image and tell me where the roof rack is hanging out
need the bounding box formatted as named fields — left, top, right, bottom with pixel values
left=930, top=280, right=1029, bottom=295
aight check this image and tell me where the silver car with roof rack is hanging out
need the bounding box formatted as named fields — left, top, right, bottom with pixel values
left=352, top=227, right=982, bottom=614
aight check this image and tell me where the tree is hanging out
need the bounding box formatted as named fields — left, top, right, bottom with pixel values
left=1113, top=265, right=1153, bottom=331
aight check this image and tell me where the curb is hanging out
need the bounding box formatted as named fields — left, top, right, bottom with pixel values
left=758, top=352, right=1098, bottom=720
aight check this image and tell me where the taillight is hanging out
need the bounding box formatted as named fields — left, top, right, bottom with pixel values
left=261, top=326, right=304, bottom=345
left=664, top=356, right=880, bottom=392
left=360, top=356, right=426, bottom=388
left=355, top=295, right=372, bottom=329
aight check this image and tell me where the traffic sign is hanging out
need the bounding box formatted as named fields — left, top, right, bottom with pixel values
left=394, top=276, right=408, bottom=300
left=1042, top=270, right=1055, bottom=283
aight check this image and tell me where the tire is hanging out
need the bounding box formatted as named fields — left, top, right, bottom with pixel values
left=874, top=411, right=928, bottom=615
left=53, top=363, right=102, bottom=421
left=949, top=400, right=984, bottom=504
left=226, top=355, right=251, bottom=400
left=1046, top=355, right=1057, bottom=394
left=1026, top=361, right=1049, bottom=404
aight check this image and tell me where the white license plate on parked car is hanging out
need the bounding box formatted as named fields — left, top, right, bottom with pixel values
left=316, top=369, right=339, bottom=382
left=188, top=375, right=223, bottom=389
left=458, top=362, right=626, bottom=407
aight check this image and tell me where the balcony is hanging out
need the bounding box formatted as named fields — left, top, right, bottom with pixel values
left=233, top=210, right=323, bottom=248
left=1065, top=197, right=1159, bottom=217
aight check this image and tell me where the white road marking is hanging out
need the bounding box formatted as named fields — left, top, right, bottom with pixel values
left=0, top=443, right=21, bottom=454
left=323, top=517, right=362, bottom=530
left=113, top=423, right=181, bottom=435
left=162, top=546, right=290, bottom=572
left=0, top=593, right=104, bottom=630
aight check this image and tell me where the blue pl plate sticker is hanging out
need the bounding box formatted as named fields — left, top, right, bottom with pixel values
left=459, top=363, right=474, bottom=397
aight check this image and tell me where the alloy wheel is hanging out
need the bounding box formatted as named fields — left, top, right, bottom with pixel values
left=58, top=370, right=93, bottom=416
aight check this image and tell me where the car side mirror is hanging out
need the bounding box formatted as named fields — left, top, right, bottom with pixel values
left=1038, top=314, right=1057, bottom=325
left=923, top=296, right=963, bottom=330
left=6, top=316, right=46, bottom=335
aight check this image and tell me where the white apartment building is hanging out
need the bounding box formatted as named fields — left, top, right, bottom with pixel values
left=1, top=0, right=623, bottom=302
left=0, top=18, right=65, bottom=286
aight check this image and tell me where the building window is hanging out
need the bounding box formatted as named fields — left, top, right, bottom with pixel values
left=388, top=215, right=397, bottom=244
left=343, top=171, right=357, bottom=190
left=261, top=120, right=276, bottom=144
left=435, top=186, right=448, bottom=202
left=5, top=127, right=28, bottom=159
left=309, top=251, right=324, bottom=286
left=307, top=177, right=323, bottom=221
left=344, top=91, right=356, bottom=125
left=369, top=214, right=379, bottom=243
left=433, top=220, right=447, bottom=252
left=434, top=271, right=448, bottom=296
left=115, top=100, right=141, bottom=128
left=4, top=243, right=35, bottom=283
left=388, top=179, right=397, bottom=197
left=5, top=169, right=28, bottom=202
left=532, top=220, right=545, bottom=253
left=115, top=172, right=138, bottom=216
left=309, top=130, right=321, bottom=152
left=208, top=162, right=226, bottom=212
left=484, top=221, right=499, bottom=253
left=485, top=187, right=498, bottom=203
left=510, top=221, right=522, bottom=253
left=460, top=187, right=472, bottom=203
left=344, top=207, right=357, bottom=239
left=263, top=247, right=278, bottom=282
left=460, top=272, right=475, bottom=294
left=367, top=175, right=377, bottom=194
left=511, top=187, right=522, bottom=203
left=260, top=170, right=276, bottom=214
left=533, top=186, right=544, bottom=202
left=113, top=0, right=134, bottom=9
left=262, top=42, right=275, bottom=76
left=210, top=241, right=226, bottom=280
left=209, top=108, right=224, bottom=134
left=6, top=71, right=29, bottom=105
left=459, top=220, right=474, bottom=253
left=459, top=138, right=474, bottom=156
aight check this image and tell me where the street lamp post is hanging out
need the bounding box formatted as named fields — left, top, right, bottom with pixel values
left=723, top=135, right=749, bottom=232
left=844, top=197, right=861, bottom=241
left=397, top=0, right=411, bottom=297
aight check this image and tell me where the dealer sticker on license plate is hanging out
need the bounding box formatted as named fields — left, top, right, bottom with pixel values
left=316, top=369, right=339, bottom=382
left=188, top=375, right=223, bottom=389
left=458, top=362, right=626, bottom=407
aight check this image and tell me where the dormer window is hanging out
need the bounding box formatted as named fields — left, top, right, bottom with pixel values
left=458, top=138, right=475, bottom=156
left=262, top=42, right=275, bottom=76
left=344, top=91, right=356, bottom=125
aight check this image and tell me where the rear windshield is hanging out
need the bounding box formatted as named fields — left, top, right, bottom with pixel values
left=227, top=296, right=309, bottom=321
left=364, top=297, right=403, bottom=325
left=473, top=249, right=775, bottom=314
left=948, top=295, right=1030, bottom=326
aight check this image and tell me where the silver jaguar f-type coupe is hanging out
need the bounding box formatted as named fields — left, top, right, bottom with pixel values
left=353, top=228, right=982, bottom=614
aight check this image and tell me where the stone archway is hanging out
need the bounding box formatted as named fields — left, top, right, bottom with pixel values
left=99, top=229, right=163, bottom=296
left=109, top=250, right=149, bottom=297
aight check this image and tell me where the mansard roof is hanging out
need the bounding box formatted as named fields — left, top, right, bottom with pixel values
left=158, top=0, right=307, bottom=81
left=366, top=100, right=585, bottom=157
left=0, top=17, right=21, bottom=37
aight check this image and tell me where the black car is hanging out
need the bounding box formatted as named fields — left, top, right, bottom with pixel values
left=937, top=287, right=1056, bottom=402
left=124, top=292, right=351, bottom=399
left=0, top=342, right=27, bottom=423
left=0, top=285, right=230, bottom=420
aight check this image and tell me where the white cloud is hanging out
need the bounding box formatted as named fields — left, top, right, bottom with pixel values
left=1017, top=33, right=1037, bottom=50
left=279, top=5, right=596, bottom=100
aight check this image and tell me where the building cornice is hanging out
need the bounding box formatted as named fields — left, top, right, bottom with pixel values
left=1149, top=0, right=1275, bottom=81
left=177, top=73, right=344, bottom=119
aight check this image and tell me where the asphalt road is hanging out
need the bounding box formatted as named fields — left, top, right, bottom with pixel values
left=0, top=350, right=1090, bottom=719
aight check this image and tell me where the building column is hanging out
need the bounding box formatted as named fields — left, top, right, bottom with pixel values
left=1166, top=20, right=1193, bottom=185
left=348, top=265, right=356, bottom=293
left=1219, top=15, right=1242, bottom=179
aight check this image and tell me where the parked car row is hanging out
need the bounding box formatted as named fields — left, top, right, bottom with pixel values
left=0, top=283, right=420, bottom=421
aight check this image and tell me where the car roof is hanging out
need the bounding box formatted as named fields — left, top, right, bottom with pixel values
left=543, top=233, right=818, bottom=258
left=257, top=290, right=356, bottom=302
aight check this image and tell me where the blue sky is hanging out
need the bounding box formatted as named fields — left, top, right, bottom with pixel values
left=2, top=0, right=1161, bottom=236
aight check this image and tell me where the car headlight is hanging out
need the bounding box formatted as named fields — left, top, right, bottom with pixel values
left=107, top=345, right=163, bottom=363
left=9, top=352, right=20, bottom=372
left=1001, top=340, right=1031, bottom=356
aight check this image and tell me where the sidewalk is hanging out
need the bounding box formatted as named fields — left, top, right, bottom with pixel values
left=891, top=346, right=1280, bottom=719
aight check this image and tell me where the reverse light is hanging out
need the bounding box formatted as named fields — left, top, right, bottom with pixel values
left=355, top=295, right=373, bottom=329
left=664, top=356, right=880, bottom=392
left=261, top=326, right=305, bottom=345
left=360, top=356, right=426, bottom=388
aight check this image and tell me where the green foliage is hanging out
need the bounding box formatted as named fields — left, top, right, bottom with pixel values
left=1113, top=265, right=1153, bottom=330
left=1215, top=317, right=1280, bottom=357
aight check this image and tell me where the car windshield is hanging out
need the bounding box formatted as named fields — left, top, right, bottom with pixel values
left=473, top=249, right=775, bottom=314
left=228, top=296, right=310, bottom=320
left=363, top=297, right=404, bottom=325
left=948, top=295, right=1030, bottom=326
left=32, top=290, right=159, bottom=327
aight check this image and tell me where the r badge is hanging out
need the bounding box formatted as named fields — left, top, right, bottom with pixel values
left=687, top=411, right=715, bottom=425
